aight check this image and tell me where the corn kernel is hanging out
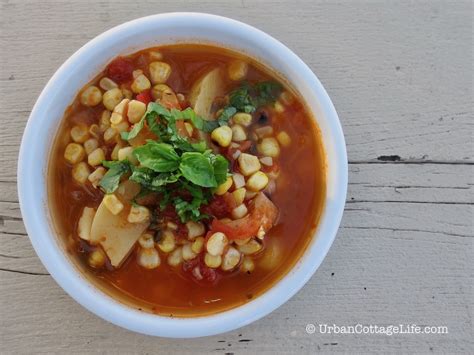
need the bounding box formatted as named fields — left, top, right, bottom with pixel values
left=257, top=137, right=280, bottom=158
left=191, top=236, right=205, bottom=254
left=70, top=125, right=89, bottom=143
left=132, top=69, right=143, bottom=79
left=88, top=148, right=105, bottom=167
left=238, top=153, right=261, bottom=176
left=88, top=248, right=106, bottom=268
left=259, top=156, right=273, bottom=166
left=64, top=143, right=85, bottom=164
left=158, top=230, right=176, bottom=253
left=186, top=221, right=205, bottom=240
left=131, top=74, right=151, bottom=93
left=138, top=233, right=155, bottom=249
left=99, top=110, right=111, bottom=131
left=237, top=239, right=262, bottom=255
left=274, top=101, right=285, bottom=113
left=232, top=187, right=246, bottom=205
left=83, top=138, right=99, bottom=155
left=110, top=99, right=129, bottom=125
left=118, top=146, right=138, bottom=165
left=89, top=124, right=101, bottom=139
left=88, top=167, right=105, bottom=187
left=102, top=88, right=123, bottom=111
left=206, top=232, right=228, bottom=256
left=152, top=84, right=179, bottom=107
left=215, top=176, right=233, bottom=195
left=204, top=253, right=222, bottom=268
left=99, top=77, right=118, bottom=91
left=234, top=237, right=251, bottom=246
left=184, top=122, right=194, bottom=137
left=80, top=86, right=102, bottom=107
left=241, top=256, right=255, bottom=273
left=232, top=204, right=248, bottom=220
left=111, top=143, right=122, bottom=160
left=276, top=131, right=291, bottom=147
left=72, top=162, right=90, bottom=184
left=127, top=205, right=150, bottom=223
left=245, top=190, right=257, bottom=200
left=231, top=124, right=247, bottom=142
left=149, top=50, right=163, bottom=61
left=232, top=173, right=246, bottom=189
left=221, top=247, right=241, bottom=271
left=103, top=194, right=124, bottom=215
left=246, top=171, right=269, bottom=192
left=127, top=100, right=146, bottom=124
left=211, top=126, right=233, bottom=147
left=233, top=112, right=252, bottom=126
left=167, top=247, right=183, bottom=266
left=167, top=221, right=178, bottom=230
left=78, top=207, right=95, bottom=241
left=111, top=120, right=129, bottom=134
left=122, top=87, right=133, bottom=100
left=137, top=248, right=160, bottom=269
left=149, top=61, right=172, bottom=84
left=182, top=243, right=197, bottom=261
left=228, top=60, right=248, bottom=81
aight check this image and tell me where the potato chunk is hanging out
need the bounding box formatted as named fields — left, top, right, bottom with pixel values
left=189, top=67, right=224, bottom=119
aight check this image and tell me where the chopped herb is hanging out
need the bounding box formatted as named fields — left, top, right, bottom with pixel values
left=99, top=160, right=131, bottom=193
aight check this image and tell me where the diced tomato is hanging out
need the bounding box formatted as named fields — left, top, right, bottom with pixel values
left=183, top=254, right=218, bottom=284
left=175, top=120, right=190, bottom=138
left=225, top=140, right=253, bottom=161
left=106, top=57, right=134, bottom=84
left=238, top=140, right=252, bottom=152
left=136, top=89, right=152, bottom=105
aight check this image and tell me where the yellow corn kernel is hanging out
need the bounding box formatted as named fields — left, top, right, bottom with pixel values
left=99, top=110, right=111, bottom=131
left=132, top=69, right=144, bottom=79
left=80, top=86, right=102, bottom=107
left=149, top=50, right=163, bottom=61
left=99, top=77, right=118, bottom=91
left=206, top=232, right=228, bottom=256
left=131, top=74, right=151, bottom=94
left=231, top=204, right=248, bottom=219
left=231, top=124, right=247, bottom=142
left=167, top=221, right=178, bottom=230
left=110, top=99, right=130, bottom=125
left=149, top=61, right=172, bottom=84
left=245, top=190, right=257, bottom=200
left=184, top=122, right=194, bottom=137
left=191, top=236, right=205, bottom=254
left=259, top=156, right=273, bottom=166
left=167, top=247, right=183, bottom=266
left=118, top=146, right=138, bottom=165
left=88, top=167, right=105, bottom=187
left=186, top=221, right=205, bottom=240
left=88, top=148, right=105, bottom=167
left=158, top=230, right=176, bottom=253
left=241, top=256, right=255, bottom=273
left=257, top=137, right=280, bottom=158
left=127, top=100, right=146, bottom=124
left=238, top=153, right=261, bottom=176
left=83, top=138, right=99, bottom=155
left=215, top=176, right=233, bottom=195
left=70, top=125, right=90, bottom=143
left=151, top=84, right=179, bottom=107
left=102, top=194, right=124, bottom=215
left=78, top=207, right=95, bottom=241
left=89, top=124, right=101, bottom=140
left=228, top=60, right=248, bottom=81
left=221, top=247, right=241, bottom=271
left=127, top=205, right=150, bottom=223
left=102, top=88, right=123, bottom=111
left=232, top=187, right=246, bottom=205
left=211, top=126, right=232, bottom=147
left=274, top=101, right=285, bottom=113
left=233, top=112, right=252, bottom=126
left=88, top=248, right=106, bottom=268
left=111, top=143, right=123, bottom=161
left=246, top=171, right=269, bottom=192
left=276, top=131, right=291, bottom=147
left=234, top=237, right=251, bottom=246
left=111, top=120, right=129, bottom=134
left=204, top=253, right=222, bottom=268
left=182, top=243, right=197, bottom=261
left=72, top=162, right=91, bottom=184
left=64, top=143, right=85, bottom=164
left=237, top=239, right=262, bottom=255
left=137, top=248, right=160, bottom=269
left=122, top=87, right=133, bottom=100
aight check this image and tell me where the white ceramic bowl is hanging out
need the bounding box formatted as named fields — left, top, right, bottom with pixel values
left=18, top=13, right=347, bottom=337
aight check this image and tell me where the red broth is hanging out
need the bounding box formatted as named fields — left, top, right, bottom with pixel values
left=48, top=44, right=326, bottom=316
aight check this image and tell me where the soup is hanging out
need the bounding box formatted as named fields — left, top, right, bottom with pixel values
left=49, top=44, right=325, bottom=316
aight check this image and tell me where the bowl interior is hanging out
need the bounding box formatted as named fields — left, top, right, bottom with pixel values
left=18, top=13, right=347, bottom=337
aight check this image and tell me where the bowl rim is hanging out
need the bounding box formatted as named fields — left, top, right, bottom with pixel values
left=17, top=12, right=347, bottom=338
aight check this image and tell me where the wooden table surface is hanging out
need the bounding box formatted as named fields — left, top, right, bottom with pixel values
left=1, top=1, right=472, bottom=353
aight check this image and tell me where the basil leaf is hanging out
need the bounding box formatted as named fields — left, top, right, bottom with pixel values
left=179, top=152, right=217, bottom=187
left=133, top=141, right=180, bottom=172
left=212, top=154, right=229, bottom=185
left=99, top=160, right=131, bottom=193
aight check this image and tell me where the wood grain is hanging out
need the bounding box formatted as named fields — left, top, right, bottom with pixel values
left=1, top=0, right=472, bottom=354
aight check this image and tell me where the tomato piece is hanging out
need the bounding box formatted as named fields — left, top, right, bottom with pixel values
left=205, top=195, right=232, bottom=219
left=136, top=89, right=152, bottom=105
left=175, top=120, right=190, bottom=138
left=106, top=57, right=134, bottom=84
